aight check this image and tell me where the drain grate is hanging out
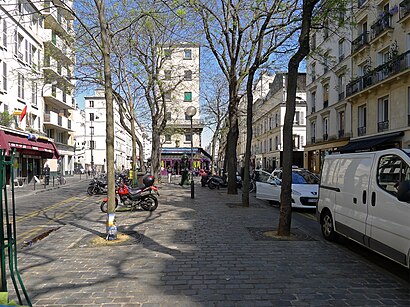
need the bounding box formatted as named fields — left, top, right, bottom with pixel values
left=246, top=227, right=316, bottom=241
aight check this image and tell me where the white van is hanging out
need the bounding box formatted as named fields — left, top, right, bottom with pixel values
left=317, top=148, right=410, bottom=268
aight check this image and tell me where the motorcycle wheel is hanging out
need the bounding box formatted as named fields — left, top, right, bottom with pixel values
left=100, top=198, right=119, bottom=213
left=208, top=181, right=217, bottom=190
left=140, top=195, right=158, bottom=211
left=87, top=186, right=96, bottom=195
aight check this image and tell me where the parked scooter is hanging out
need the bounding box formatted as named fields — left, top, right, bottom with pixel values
left=100, top=174, right=159, bottom=212
left=207, top=172, right=242, bottom=190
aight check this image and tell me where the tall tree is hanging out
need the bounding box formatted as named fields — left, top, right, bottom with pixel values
left=277, top=0, right=319, bottom=235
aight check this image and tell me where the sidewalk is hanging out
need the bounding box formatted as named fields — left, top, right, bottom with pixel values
left=12, top=182, right=410, bottom=306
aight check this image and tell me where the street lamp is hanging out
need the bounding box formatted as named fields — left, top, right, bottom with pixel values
left=185, top=106, right=197, bottom=199
left=90, top=125, right=94, bottom=175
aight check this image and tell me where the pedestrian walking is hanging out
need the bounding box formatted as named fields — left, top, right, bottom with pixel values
left=44, top=164, right=50, bottom=185
left=167, top=165, right=172, bottom=183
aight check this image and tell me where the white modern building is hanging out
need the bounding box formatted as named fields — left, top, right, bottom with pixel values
left=80, top=89, right=146, bottom=173
left=0, top=0, right=74, bottom=183
left=159, top=43, right=211, bottom=175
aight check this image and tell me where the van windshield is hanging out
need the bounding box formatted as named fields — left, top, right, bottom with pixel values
left=292, top=170, right=320, bottom=184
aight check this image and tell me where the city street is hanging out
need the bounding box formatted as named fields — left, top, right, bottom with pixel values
left=3, top=178, right=410, bottom=306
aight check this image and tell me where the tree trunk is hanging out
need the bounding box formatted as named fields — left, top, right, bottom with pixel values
left=151, top=127, right=161, bottom=182
left=242, top=68, right=257, bottom=206
left=226, top=81, right=239, bottom=194
left=130, top=111, right=137, bottom=187
left=278, top=0, right=318, bottom=236
left=96, top=0, right=117, bottom=240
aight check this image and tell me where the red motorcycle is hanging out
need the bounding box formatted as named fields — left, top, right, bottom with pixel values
left=100, top=175, right=159, bottom=213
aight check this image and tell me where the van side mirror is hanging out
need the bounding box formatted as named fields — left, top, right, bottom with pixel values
left=397, top=180, right=410, bottom=202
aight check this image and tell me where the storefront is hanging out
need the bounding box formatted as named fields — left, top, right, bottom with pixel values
left=160, top=147, right=211, bottom=176
left=0, top=128, right=59, bottom=184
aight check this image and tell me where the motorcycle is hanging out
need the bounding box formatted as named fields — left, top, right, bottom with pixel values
left=100, top=175, right=159, bottom=212
left=207, top=172, right=242, bottom=190
left=87, top=176, right=108, bottom=195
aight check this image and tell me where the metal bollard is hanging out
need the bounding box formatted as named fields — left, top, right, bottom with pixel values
left=53, top=176, right=55, bottom=187
left=33, top=181, right=36, bottom=191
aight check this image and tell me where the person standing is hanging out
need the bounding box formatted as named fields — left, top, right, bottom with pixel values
left=167, top=165, right=172, bottom=183
left=44, top=164, right=50, bottom=185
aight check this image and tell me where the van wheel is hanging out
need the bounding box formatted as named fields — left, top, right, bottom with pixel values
left=321, top=210, right=339, bottom=242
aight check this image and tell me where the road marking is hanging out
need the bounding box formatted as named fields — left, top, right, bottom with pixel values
left=13, top=195, right=89, bottom=223
left=16, top=197, right=93, bottom=246
left=295, top=211, right=317, bottom=221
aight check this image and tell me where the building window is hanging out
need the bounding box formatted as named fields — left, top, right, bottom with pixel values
left=293, top=135, right=300, bottom=149
left=323, top=84, right=329, bottom=108
left=323, top=117, right=328, bottom=140
left=311, top=121, right=316, bottom=143
left=185, top=133, right=192, bottom=142
left=164, top=70, right=171, bottom=80
left=378, top=96, right=389, bottom=132
left=31, top=81, right=37, bottom=106
left=165, top=135, right=171, bottom=142
left=338, top=111, right=345, bottom=137
left=90, top=113, right=94, bottom=121
left=294, top=111, right=300, bottom=125
left=184, top=70, right=192, bottom=81
left=358, top=105, right=367, bottom=136
left=275, top=136, right=279, bottom=150
left=269, top=138, right=272, bottom=151
left=1, top=19, right=6, bottom=48
left=311, top=91, right=316, bottom=112
left=183, top=49, right=192, bottom=59
left=338, top=74, right=345, bottom=101
left=18, top=73, right=24, bottom=99
left=184, top=92, right=192, bottom=102
left=90, top=140, right=95, bottom=149
left=311, top=63, right=316, bottom=81
left=338, top=39, right=344, bottom=62
left=89, top=100, right=94, bottom=107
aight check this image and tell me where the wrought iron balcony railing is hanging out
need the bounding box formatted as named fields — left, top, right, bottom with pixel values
left=346, top=50, right=410, bottom=97
left=400, top=0, right=410, bottom=19
left=378, top=120, right=389, bottom=132
left=371, top=13, right=392, bottom=39
left=358, top=126, right=366, bottom=136
left=352, top=31, right=369, bottom=54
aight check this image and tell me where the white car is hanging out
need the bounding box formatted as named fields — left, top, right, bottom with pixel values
left=256, top=168, right=319, bottom=209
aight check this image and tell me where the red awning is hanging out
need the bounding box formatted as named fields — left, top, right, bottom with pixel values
left=0, top=129, right=59, bottom=158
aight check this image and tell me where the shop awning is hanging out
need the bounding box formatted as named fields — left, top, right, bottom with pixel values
left=338, top=131, right=404, bottom=153
left=161, top=147, right=212, bottom=160
left=0, top=129, right=59, bottom=158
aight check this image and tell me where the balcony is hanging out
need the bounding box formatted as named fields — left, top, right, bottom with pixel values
left=43, top=83, right=75, bottom=110
left=323, top=100, right=328, bottom=108
left=338, top=129, right=345, bottom=138
left=43, top=29, right=74, bottom=64
left=352, top=32, right=369, bottom=54
left=346, top=50, right=410, bottom=98
left=44, top=111, right=73, bottom=131
left=378, top=120, right=389, bottom=132
left=371, top=13, right=392, bottom=40
left=399, top=0, right=410, bottom=21
left=358, top=126, right=366, bottom=136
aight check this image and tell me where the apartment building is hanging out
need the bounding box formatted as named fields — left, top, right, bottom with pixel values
left=42, top=0, right=76, bottom=175
left=344, top=0, right=410, bottom=149
left=81, top=89, right=144, bottom=173
left=0, top=0, right=72, bottom=183
left=305, top=0, right=410, bottom=173
left=304, top=5, right=353, bottom=173
left=159, top=43, right=211, bottom=175
left=251, top=73, right=307, bottom=171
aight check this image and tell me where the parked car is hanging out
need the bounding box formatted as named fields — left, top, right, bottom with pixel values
left=255, top=168, right=319, bottom=208
left=317, top=148, right=410, bottom=269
